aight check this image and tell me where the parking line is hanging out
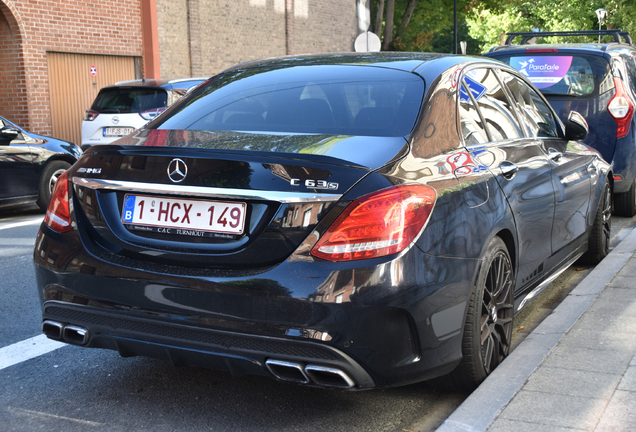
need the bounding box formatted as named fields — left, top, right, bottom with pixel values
left=0, top=217, right=43, bottom=231
left=0, top=335, right=65, bottom=370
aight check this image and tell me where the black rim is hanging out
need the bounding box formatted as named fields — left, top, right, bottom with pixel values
left=602, top=185, right=612, bottom=255
left=480, top=250, right=514, bottom=374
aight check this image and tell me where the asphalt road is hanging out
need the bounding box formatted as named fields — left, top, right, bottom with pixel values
left=1, top=204, right=633, bottom=432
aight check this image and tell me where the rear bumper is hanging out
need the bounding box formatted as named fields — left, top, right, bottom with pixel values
left=41, top=301, right=375, bottom=389
left=34, top=222, right=478, bottom=389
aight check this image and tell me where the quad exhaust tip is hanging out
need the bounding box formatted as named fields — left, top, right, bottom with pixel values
left=265, top=359, right=355, bottom=389
left=42, top=320, right=89, bottom=345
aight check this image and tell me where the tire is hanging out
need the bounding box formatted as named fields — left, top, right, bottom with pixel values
left=580, top=179, right=611, bottom=265
left=614, top=177, right=636, bottom=217
left=36, top=160, right=71, bottom=211
left=449, top=237, right=514, bottom=392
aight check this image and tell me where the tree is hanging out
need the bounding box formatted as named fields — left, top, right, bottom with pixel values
left=372, top=0, right=502, bottom=53
left=466, top=0, right=636, bottom=53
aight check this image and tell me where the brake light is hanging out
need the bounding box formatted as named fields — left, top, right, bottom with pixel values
left=139, top=107, right=167, bottom=121
left=311, top=185, right=436, bottom=262
left=608, top=77, right=635, bottom=138
left=44, top=170, right=72, bottom=233
left=84, top=110, right=99, bottom=121
left=525, top=49, right=559, bottom=53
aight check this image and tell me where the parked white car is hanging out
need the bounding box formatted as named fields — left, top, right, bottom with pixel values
left=81, top=78, right=207, bottom=150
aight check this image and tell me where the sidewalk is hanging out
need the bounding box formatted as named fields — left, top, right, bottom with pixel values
left=438, top=227, right=636, bottom=432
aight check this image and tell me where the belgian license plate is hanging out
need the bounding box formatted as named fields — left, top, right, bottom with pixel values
left=122, top=195, right=246, bottom=235
left=104, top=127, right=135, bottom=137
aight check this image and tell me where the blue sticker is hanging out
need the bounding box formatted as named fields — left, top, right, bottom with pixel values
left=122, top=195, right=136, bottom=222
left=460, top=76, right=488, bottom=103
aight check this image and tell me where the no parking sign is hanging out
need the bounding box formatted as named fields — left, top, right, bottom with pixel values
left=90, top=65, right=97, bottom=76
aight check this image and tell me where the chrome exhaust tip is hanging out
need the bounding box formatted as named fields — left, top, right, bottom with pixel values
left=305, top=365, right=355, bottom=389
left=42, top=320, right=64, bottom=340
left=265, top=359, right=310, bottom=384
left=62, top=325, right=89, bottom=345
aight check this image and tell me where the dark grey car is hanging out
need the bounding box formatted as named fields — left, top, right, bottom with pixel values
left=35, top=53, right=610, bottom=391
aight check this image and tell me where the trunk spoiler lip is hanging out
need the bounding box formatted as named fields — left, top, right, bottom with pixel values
left=72, top=177, right=343, bottom=204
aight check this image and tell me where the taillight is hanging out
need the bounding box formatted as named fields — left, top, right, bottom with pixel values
left=44, top=170, right=72, bottom=233
left=84, top=110, right=99, bottom=121
left=311, top=185, right=436, bottom=262
left=608, top=77, right=635, bottom=138
left=139, top=107, right=167, bottom=120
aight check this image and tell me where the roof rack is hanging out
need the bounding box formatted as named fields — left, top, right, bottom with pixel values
left=504, top=30, right=632, bottom=46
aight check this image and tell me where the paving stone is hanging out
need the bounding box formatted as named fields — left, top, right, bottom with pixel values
left=594, top=389, right=636, bottom=432
left=618, top=365, right=636, bottom=391
left=487, top=418, right=586, bottom=432
left=498, top=390, right=605, bottom=430
left=523, top=366, right=621, bottom=400
left=541, top=345, right=634, bottom=375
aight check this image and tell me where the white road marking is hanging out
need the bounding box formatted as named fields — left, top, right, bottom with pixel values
left=0, top=334, right=65, bottom=371
left=8, top=407, right=106, bottom=427
left=0, top=217, right=43, bottom=231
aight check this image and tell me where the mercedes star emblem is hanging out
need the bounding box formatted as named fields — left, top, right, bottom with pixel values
left=167, top=158, right=187, bottom=183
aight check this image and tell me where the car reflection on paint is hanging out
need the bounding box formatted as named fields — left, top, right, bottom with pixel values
left=34, top=52, right=611, bottom=391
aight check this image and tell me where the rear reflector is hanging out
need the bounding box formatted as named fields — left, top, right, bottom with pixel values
left=311, top=185, right=436, bottom=261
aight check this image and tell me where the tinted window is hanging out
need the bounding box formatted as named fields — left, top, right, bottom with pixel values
left=461, top=68, right=523, bottom=142
left=153, top=66, right=424, bottom=138
left=500, top=71, right=560, bottom=138
left=493, top=53, right=612, bottom=98
left=91, top=88, right=169, bottom=114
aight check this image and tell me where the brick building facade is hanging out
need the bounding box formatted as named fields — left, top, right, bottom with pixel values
left=0, top=0, right=360, bottom=143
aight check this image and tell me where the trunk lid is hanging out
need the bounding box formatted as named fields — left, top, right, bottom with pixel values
left=72, top=130, right=407, bottom=269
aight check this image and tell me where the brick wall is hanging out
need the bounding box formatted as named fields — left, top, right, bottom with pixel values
left=0, top=0, right=143, bottom=135
left=157, top=0, right=191, bottom=78
left=158, top=0, right=358, bottom=78
left=0, top=3, right=28, bottom=127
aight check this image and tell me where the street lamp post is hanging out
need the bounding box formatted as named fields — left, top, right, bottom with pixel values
left=596, top=8, right=607, bottom=43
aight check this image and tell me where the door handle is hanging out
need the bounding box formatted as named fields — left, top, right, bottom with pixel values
left=548, top=148, right=563, bottom=161
left=500, top=161, right=518, bottom=179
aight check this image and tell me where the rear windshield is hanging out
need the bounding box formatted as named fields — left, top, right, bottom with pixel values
left=91, top=88, right=168, bottom=114
left=491, top=53, right=612, bottom=98
left=152, top=65, right=425, bottom=137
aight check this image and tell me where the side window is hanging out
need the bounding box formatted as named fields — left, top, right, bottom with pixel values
left=622, top=54, right=636, bottom=97
left=462, top=68, right=523, bottom=142
left=501, top=71, right=560, bottom=138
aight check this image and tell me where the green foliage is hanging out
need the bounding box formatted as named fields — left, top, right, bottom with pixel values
left=466, top=0, right=636, bottom=53
left=379, top=0, right=636, bottom=54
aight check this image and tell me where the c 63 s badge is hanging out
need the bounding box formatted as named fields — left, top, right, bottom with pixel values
left=291, top=178, right=339, bottom=190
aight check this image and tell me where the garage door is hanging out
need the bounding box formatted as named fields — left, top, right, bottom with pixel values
left=47, top=52, right=139, bottom=146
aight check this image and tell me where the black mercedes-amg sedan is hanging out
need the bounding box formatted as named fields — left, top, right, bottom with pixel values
left=34, top=52, right=611, bottom=391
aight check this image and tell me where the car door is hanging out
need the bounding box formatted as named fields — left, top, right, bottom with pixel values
left=458, top=66, right=556, bottom=291
left=498, top=70, right=593, bottom=258
left=0, top=119, right=37, bottom=202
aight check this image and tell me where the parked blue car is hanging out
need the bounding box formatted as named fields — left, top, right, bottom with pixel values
left=485, top=30, right=636, bottom=216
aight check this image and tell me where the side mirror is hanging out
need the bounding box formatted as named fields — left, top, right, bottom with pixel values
left=565, top=111, right=589, bottom=141
left=0, top=127, right=20, bottom=143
